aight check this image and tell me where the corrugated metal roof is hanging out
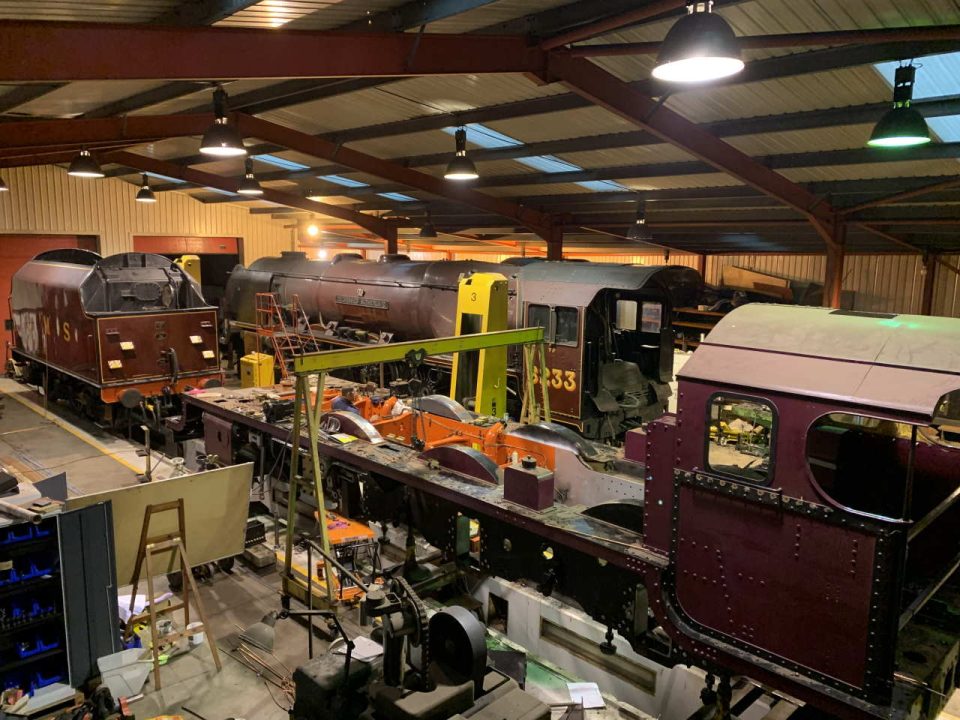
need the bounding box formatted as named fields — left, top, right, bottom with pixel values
left=424, top=0, right=570, bottom=33
left=0, top=0, right=178, bottom=23
left=9, top=80, right=169, bottom=118
left=213, top=0, right=333, bottom=28
left=260, top=73, right=566, bottom=135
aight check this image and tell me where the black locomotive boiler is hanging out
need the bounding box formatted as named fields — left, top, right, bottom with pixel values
left=224, top=253, right=700, bottom=440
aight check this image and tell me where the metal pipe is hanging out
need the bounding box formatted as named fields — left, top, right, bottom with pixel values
left=0, top=499, right=42, bottom=525
left=909, top=484, right=960, bottom=542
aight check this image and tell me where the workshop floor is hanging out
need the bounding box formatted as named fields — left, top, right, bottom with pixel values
left=0, top=378, right=177, bottom=493
left=123, top=565, right=326, bottom=720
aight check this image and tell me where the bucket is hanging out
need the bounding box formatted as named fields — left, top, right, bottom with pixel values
left=186, top=622, right=205, bottom=647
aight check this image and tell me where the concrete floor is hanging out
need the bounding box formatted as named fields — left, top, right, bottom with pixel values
left=125, top=565, right=326, bottom=720
left=0, top=377, right=299, bottom=718
left=0, top=378, right=178, bottom=494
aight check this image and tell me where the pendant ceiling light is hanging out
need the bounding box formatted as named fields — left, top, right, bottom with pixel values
left=867, top=64, right=931, bottom=148
left=652, top=2, right=743, bottom=83
left=627, top=199, right=653, bottom=242
left=444, top=127, right=479, bottom=181
left=0, top=177, right=8, bottom=192
left=200, top=86, right=247, bottom=157
left=68, top=149, right=104, bottom=178
left=237, top=158, right=264, bottom=196
left=419, top=211, right=438, bottom=239
left=135, top=174, right=156, bottom=203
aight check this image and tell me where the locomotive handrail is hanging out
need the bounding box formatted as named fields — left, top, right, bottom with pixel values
left=907, top=484, right=960, bottom=542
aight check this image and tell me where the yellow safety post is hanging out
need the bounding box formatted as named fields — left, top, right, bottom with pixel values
left=450, top=273, right=509, bottom=417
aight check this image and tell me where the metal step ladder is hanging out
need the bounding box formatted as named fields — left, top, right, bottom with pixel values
left=255, top=292, right=322, bottom=379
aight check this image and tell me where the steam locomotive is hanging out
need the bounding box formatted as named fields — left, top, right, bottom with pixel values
left=9, top=250, right=222, bottom=420
left=223, top=252, right=702, bottom=440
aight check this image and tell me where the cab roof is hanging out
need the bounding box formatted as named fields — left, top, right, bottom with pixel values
left=679, top=305, right=960, bottom=420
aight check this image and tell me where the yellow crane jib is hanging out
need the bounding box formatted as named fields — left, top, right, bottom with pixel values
left=451, top=272, right=509, bottom=418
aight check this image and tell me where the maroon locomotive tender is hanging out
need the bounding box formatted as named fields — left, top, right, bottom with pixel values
left=9, top=249, right=221, bottom=414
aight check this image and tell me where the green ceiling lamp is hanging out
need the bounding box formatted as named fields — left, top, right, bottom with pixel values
left=652, top=2, right=743, bottom=83
left=868, top=64, right=931, bottom=148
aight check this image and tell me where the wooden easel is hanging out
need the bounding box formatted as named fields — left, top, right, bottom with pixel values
left=126, top=499, right=221, bottom=690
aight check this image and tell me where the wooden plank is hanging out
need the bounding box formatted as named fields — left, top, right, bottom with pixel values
left=65, top=464, right=252, bottom=585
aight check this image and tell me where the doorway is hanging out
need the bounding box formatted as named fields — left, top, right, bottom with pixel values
left=132, top=236, right=241, bottom=309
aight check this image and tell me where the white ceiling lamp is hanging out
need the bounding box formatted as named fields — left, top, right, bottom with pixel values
left=652, top=2, right=743, bottom=83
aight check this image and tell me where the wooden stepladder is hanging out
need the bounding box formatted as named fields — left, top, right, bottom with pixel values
left=126, top=499, right=221, bottom=690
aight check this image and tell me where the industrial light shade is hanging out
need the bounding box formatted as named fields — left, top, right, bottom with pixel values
left=419, top=212, right=438, bottom=239
left=135, top=174, right=156, bottom=203
left=200, top=119, right=247, bottom=157
left=627, top=200, right=653, bottom=242
left=445, top=127, right=479, bottom=181
left=867, top=65, right=931, bottom=148
left=652, top=2, right=743, bottom=83
left=0, top=177, right=8, bottom=192
left=200, top=86, right=247, bottom=157
left=68, top=149, right=104, bottom=178
left=237, top=159, right=263, bottom=196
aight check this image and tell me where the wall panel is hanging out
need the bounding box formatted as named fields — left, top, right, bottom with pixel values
left=932, top=255, right=960, bottom=318
left=0, top=165, right=292, bottom=262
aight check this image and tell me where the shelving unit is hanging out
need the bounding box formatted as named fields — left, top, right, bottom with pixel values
left=0, top=517, right=67, bottom=697
left=0, top=503, right=120, bottom=703
left=673, top=307, right=727, bottom=350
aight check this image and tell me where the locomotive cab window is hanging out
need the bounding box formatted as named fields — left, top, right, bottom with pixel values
left=555, top=307, right=578, bottom=346
left=527, top=304, right=579, bottom=347
left=616, top=300, right=637, bottom=331
left=707, top=395, right=775, bottom=484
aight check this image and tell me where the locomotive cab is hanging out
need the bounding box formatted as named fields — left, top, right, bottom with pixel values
left=638, top=305, right=960, bottom=720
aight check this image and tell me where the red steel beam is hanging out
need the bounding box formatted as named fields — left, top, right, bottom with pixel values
left=547, top=55, right=836, bottom=227
left=541, top=0, right=688, bottom=51
left=235, top=113, right=555, bottom=237
left=570, top=25, right=960, bottom=57
left=0, top=21, right=544, bottom=82
left=840, top=176, right=960, bottom=216
left=110, top=151, right=398, bottom=246
left=0, top=114, right=211, bottom=150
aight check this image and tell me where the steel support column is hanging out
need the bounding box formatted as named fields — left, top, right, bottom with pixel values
left=110, top=151, right=398, bottom=246
left=921, top=253, right=937, bottom=316
left=0, top=22, right=544, bottom=81
left=542, top=224, right=564, bottom=260
left=823, top=223, right=846, bottom=309
left=545, top=55, right=835, bottom=227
